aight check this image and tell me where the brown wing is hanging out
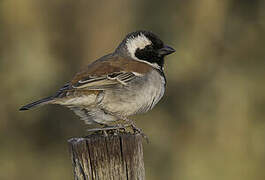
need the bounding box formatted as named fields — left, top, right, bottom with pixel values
left=69, top=54, right=152, bottom=90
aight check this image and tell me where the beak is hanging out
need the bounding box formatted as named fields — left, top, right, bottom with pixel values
left=158, top=45, right=175, bottom=56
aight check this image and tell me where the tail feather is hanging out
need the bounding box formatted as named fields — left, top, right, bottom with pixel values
left=19, top=96, right=54, bottom=111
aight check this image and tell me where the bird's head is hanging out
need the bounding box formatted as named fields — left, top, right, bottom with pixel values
left=116, top=30, right=175, bottom=69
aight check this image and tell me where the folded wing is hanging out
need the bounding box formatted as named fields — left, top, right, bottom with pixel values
left=71, top=72, right=138, bottom=90
left=53, top=54, right=150, bottom=98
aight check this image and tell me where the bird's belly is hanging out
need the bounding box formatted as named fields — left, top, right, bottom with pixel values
left=101, top=70, right=165, bottom=116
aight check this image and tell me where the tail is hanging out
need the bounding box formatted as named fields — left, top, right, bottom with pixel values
left=19, top=96, right=54, bottom=111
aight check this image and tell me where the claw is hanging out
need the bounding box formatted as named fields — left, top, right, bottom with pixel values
left=130, top=123, right=149, bottom=143
left=103, top=130, right=108, bottom=137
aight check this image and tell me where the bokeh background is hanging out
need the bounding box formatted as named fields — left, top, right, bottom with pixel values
left=1, top=0, right=265, bottom=179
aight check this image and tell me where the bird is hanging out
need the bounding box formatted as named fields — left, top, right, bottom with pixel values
left=19, top=30, right=175, bottom=133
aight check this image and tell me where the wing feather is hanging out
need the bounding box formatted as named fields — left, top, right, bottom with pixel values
left=72, top=72, right=139, bottom=90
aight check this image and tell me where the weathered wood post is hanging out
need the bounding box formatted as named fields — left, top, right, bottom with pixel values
left=68, top=132, right=145, bottom=180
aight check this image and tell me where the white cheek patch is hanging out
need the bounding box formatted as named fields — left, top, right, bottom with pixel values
left=126, top=33, right=152, bottom=60
left=125, top=33, right=161, bottom=70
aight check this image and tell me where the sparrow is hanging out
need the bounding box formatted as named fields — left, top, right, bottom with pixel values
left=19, top=30, right=175, bottom=133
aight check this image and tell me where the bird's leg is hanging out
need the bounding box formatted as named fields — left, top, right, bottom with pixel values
left=118, top=116, right=149, bottom=142
left=99, top=110, right=133, bottom=131
left=98, top=109, right=149, bottom=141
left=119, top=116, right=142, bottom=133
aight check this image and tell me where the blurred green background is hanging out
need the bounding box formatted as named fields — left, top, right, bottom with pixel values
left=1, top=0, right=265, bottom=179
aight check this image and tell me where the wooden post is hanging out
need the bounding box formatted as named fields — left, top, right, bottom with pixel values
left=68, top=132, right=145, bottom=180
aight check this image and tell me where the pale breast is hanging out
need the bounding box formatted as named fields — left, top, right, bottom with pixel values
left=100, top=69, right=165, bottom=116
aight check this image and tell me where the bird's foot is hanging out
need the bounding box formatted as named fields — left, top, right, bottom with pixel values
left=130, top=122, right=149, bottom=143
left=116, top=115, right=149, bottom=143
left=87, top=124, right=129, bottom=136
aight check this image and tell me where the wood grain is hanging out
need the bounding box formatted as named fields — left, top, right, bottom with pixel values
left=68, top=132, right=145, bottom=180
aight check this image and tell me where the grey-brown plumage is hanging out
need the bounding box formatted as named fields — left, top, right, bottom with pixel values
left=20, top=30, right=175, bottom=129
